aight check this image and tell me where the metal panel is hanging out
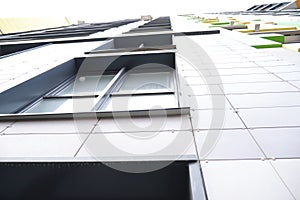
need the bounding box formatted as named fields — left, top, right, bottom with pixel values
left=91, top=39, right=114, bottom=51
left=221, top=82, right=298, bottom=94
left=214, top=62, right=260, bottom=69
left=239, top=107, right=300, bottom=128
left=209, top=67, right=269, bottom=76
left=227, top=92, right=300, bottom=108
left=0, top=43, right=44, bottom=57
left=290, top=81, right=300, bottom=89
left=272, top=159, right=300, bottom=199
left=0, top=107, right=190, bottom=121
left=185, top=85, right=224, bottom=95
left=255, top=60, right=294, bottom=67
left=3, top=118, right=97, bottom=135
left=265, top=65, right=300, bottom=73
left=213, top=57, right=254, bottom=64
left=187, top=95, right=232, bottom=110
left=76, top=131, right=197, bottom=161
left=185, top=74, right=282, bottom=85
left=276, top=72, right=300, bottom=81
left=196, top=129, right=264, bottom=160
left=189, top=162, right=207, bottom=200
left=0, top=121, right=14, bottom=133
left=114, top=34, right=172, bottom=48
left=75, top=52, right=175, bottom=73
left=219, top=74, right=282, bottom=84
left=191, top=109, right=246, bottom=130
left=179, top=69, right=211, bottom=76
left=251, top=128, right=300, bottom=158
left=0, top=134, right=88, bottom=159
left=201, top=160, right=294, bottom=200
left=94, top=115, right=191, bottom=133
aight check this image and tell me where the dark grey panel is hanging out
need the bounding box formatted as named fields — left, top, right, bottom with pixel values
left=91, top=39, right=114, bottom=51
left=174, top=30, right=220, bottom=36
left=0, top=43, right=44, bottom=58
left=114, top=34, right=173, bottom=48
left=75, top=53, right=175, bottom=73
left=0, top=59, right=77, bottom=114
left=0, top=162, right=191, bottom=200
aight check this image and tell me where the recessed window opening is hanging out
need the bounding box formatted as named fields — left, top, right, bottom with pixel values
left=23, top=74, right=115, bottom=114
left=22, top=64, right=177, bottom=114
left=269, top=2, right=287, bottom=11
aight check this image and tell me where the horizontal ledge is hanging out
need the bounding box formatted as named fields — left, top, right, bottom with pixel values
left=0, top=107, right=190, bottom=121
left=249, top=30, right=300, bottom=36
left=174, top=30, right=220, bottom=36
left=0, top=30, right=221, bottom=46
left=0, top=156, right=198, bottom=163
left=85, top=45, right=176, bottom=54
left=44, top=95, right=98, bottom=99
left=110, top=91, right=174, bottom=97
left=83, top=49, right=176, bottom=57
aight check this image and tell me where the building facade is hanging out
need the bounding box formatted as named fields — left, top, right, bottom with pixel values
left=0, top=6, right=300, bottom=200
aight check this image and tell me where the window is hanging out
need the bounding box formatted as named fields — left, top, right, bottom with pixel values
left=119, top=72, right=171, bottom=91
left=23, top=75, right=114, bottom=113
left=57, top=75, right=113, bottom=96
left=22, top=66, right=178, bottom=114
left=0, top=52, right=177, bottom=115
left=103, top=67, right=177, bottom=111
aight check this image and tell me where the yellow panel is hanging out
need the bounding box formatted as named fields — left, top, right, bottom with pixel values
left=238, top=29, right=254, bottom=33
left=260, top=27, right=297, bottom=32
left=202, top=20, right=219, bottom=23
left=240, top=22, right=250, bottom=24
left=283, top=43, right=300, bottom=52
left=238, top=26, right=297, bottom=33
left=0, top=17, right=70, bottom=34
left=296, top=0, right=300, bottom=9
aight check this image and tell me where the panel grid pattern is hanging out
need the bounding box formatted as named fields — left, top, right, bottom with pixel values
left=0, top=16, right=299, bottom=200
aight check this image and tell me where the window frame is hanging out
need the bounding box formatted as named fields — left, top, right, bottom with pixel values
left=20, top=69, right=124, bottom=114
left=20, top=65, right=178, bottom=114
left=95, top=66, right=178, bottom=111
left=111, top=67, right=176, bottom=96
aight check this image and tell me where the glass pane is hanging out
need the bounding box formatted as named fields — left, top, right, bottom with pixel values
left=25, top=98, right=97, bottom=113
left=57, top=75, right=114, bottom=96
left=119, top=72, right=171, bottom=91
left=104, top=94, right=177, bottom=111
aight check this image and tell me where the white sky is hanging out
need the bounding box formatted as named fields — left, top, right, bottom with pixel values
left=0, top=0, right=288, bottom=22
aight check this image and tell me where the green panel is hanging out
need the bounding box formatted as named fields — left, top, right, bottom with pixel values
left=208, top=25, right=225, bottom=28
left=209, top=24, right=246, bottom=28
left=252, top=44, right=282, bottom=49
left=211, top=22, right=230, bottom=25
left=261, top=35, right=285, bottom=43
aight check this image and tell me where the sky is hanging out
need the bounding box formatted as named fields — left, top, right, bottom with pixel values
left=0, top=0, right=288, bottom=22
